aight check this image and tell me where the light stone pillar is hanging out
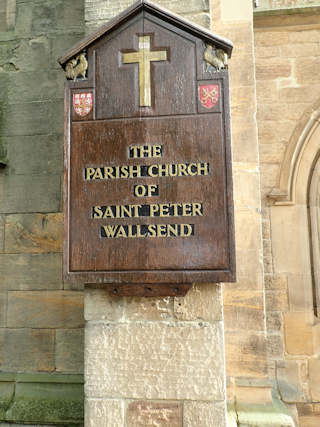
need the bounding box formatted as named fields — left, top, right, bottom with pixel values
left=83, top=1, right=229, bottom=426
left=85, top=285, right=227, bottom=426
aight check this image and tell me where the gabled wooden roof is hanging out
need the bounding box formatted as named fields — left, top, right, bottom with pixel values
left=58, top=0, right=233, bottom=67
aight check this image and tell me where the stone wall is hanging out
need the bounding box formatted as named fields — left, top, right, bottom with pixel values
left=0, top=0, right=85, bottom=424
left=254, top=7, right=320, bottom=426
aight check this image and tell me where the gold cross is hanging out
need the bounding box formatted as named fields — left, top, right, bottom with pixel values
left=122, top=36, right=167, bottom=107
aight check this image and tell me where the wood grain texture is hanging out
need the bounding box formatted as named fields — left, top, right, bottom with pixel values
left=63, top=7, right=236, bottom=292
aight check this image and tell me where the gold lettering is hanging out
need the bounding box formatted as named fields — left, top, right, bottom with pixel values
left=167, top=224, right=179, bottom=237
left=187, top=163, right=197, bottom=176
left=149, top=204, right=159, bottom=217
left=117, top=226, right=127, bottom=238
left=193, top=203, right=203, bottom=216
left=85, top=167, right=95, bottom=180
left=129, top=165, right=141, bottom=178
left=92, top=168, right=103, bottom=180
left=93, top=206, right=103, bottom=219
left=102, top=225, right=118, bottom=238
left=148, top=165, right=159, bottom=177
left=197, top=162, right=209, bottom=176
left=103, top=206, right=114, bottom=218
left=182, top=203, right=192, bottom=216
left=153, top=145, right=162, bottom=157
left=159, top=204, right=170, bottom=217
left=178, top=163, right=187, bottom=176
left=148, top=224, right=157, bottom=237
left=157, top=224, right=167, bottom=237
left=103, top=167, right=114, bottom=179
left=181, top=224, right=193, bottom=237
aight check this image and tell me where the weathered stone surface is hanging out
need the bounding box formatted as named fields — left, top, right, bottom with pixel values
left=5, top=382, right=83, bottom=424
left=0, top=253, right=62, bottom=290
left=277, top=360, right=305, bottom=403
left=127, top=401, right=182, bottom=427
left=84, top=288, right=124, bottom=321
left=173, top=283, right=222, bottom=322
left=0, top=292, right=7, bottom=327
left=2, top=101, right=63, bottom=136
left=4, top=134, right=63, bottom=176
left=223, top=290, right=264, bottom=332
left=284, top=312, right=314, bottom=355
left=308, top=359, right=320, bottom=401
left=287, top=273, right=313, bottom=312
left=267, top=334, right=284, bottom=359
left=183, top=401, right=226, bottom=427
left=265, top=274, right=287, bottom=290
left=266, top=290, right=288, bottom=312
left=8, top=71, right=64, bottom=104
left=125, top=296, right=174, bottom=322
left=85, top=322, right=225, bottom=400
left=55, top=329, right=84, bottom=373
left=225, top=332, right=268, bottom=378
left=0, top=215, right=4, bottom=253
left=266, top=311, right=283, bottom=332
left=5, top=213, right=63, bottom=253
left=7, top=291, right=84, bottom=328
left=85, top=399, right=124, bottom=427
left=256, top=58, right=292, bottom=80
left=0, top=175, right=61, bottom=214
left=0, top=382, right=14, bottom=419
left=0, top=328, right=54, bottom=371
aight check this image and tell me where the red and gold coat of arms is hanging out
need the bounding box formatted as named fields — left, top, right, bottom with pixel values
left=73, top=92, right=93, bottom=117
left=198, top=84, right=219, bottom=109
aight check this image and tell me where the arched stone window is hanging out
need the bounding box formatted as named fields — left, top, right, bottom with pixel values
left=309, top=153, right=320, bottom=315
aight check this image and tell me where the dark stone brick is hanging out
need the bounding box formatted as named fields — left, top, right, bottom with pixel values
left=5, top=213, right=63, bottom=253
left=0, top=328, right=55, bottom=371
left=0, top=253, right=62, bottom=290
left=4, top=134, right=63, bottom=176
left=49, top=33, right=85, bottom=69
left=0, top=174, right=61, bottom=213
left=2, top=101, right=63, bottom=136
left=8, top=71, right=64, bottom=104
left=7, top=291, right=84, bottom=328
left=55, top=329, right=84, bottom=373
left=0, top=215, right=4, bottom=252
left=5, top=382, right=83, bottom=423
left=0, top=292, right=7, bottom=326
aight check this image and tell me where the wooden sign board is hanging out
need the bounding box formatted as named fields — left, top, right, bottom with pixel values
left=59, top=0, right=236, bottom=296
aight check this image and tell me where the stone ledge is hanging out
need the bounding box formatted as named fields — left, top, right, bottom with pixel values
left=254, top=5, right=320, bottom=17
left=228, top=393, right=295, bottom=426
left=0, top=373, right=83, bottom=425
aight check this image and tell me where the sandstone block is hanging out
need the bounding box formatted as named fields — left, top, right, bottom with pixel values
left=85, top=399, right=124, bottom=427
left=173, top=283, right=222, bottom=322
left=266, top=311, right=283, bottom=333
left=55, top=329, right=84, bottom=373
left=256, top=80, right=278, bottom=101
left=230, top=120, right=258, bottom=163
left=265, top=274, right=287, bottom=290
left=254, top=45, right=280, bottom=59
left=223, top=289, right=264, bottom=332
left=277, top=360, right=305, bottom=403
left=13, top=37, right=50, bottom=71
left=4, top=134, right=63, bottom=176
left=127, top=401, right=182, bottom=427
left=271, top=205, right=311, bottom=275
left=289, top=30, right=320, bottom=44
left=267, top=334, right=284, bottom=359
left=254, top=31, right=289, bottom=47
left=257, top=120, right=293, bottom=145
left=85, top=322, right=225, bottom=400
left=266, top=290, right=288, bottom=312
left=233, top=166, right=261, bottom=208
left=235, top=248, right=264, bottom=290
left=284, top=312, right=314, bottom=355
left=295, top=56, right=320, bottom=84
left=125, top=296, right=174, bottom=321
left=280, top=42, right=320, bottom=59
left=50, top=34, right=86, bottom=69
left=183, top=401, right=226, bottom=427
left=230, top=86, right=256, bottom=118
left=0, top=175, right=61, bottom=214
left=287, top=273, right=313, bottom=312
left=84, top=288, right=124, bottom=321
left=234, top=208, right=261, bottom=252
left=7, top=291, right=84, bottom=328
left=0, top=253, right=62, bottom=290
left=0, top=328, right=54, bottom=371
left=225, top=332, right=267, bottom=378
left=259, top=142, right=286, bottom=164
left=308, top=359, right=320, bottom=401
left=5, top=213, right=63, bottom=254
left=256, top=58, right=291, bottom=80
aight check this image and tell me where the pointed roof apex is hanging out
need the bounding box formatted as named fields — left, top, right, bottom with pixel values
left=58, top=0, right=233, bottom=67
